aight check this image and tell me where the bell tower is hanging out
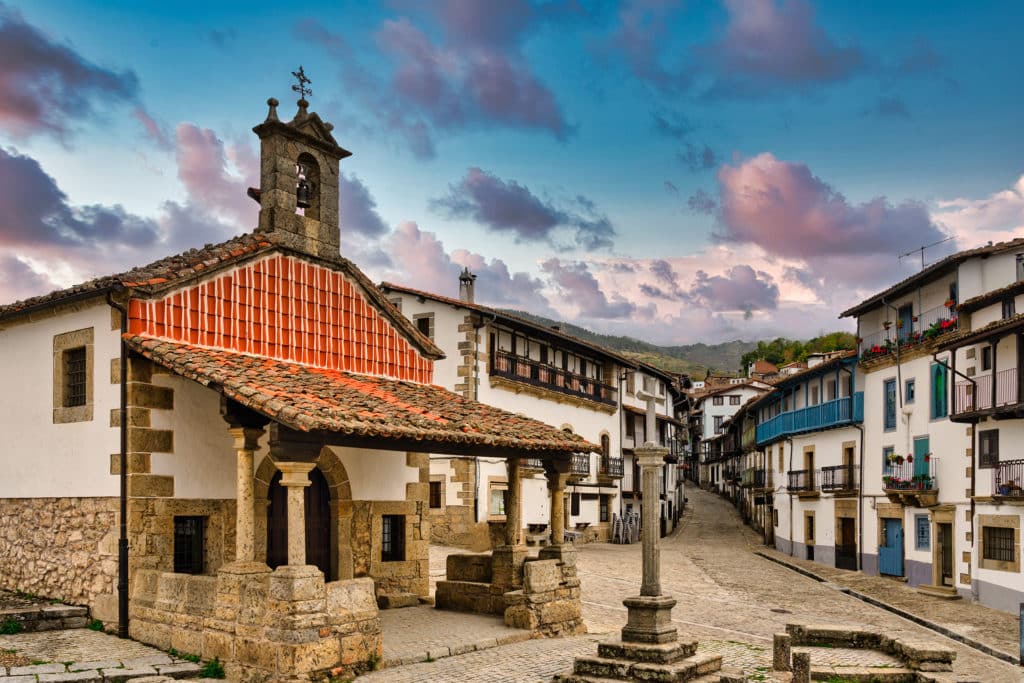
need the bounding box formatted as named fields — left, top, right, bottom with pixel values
left=252, top=69, right=351, bottom=260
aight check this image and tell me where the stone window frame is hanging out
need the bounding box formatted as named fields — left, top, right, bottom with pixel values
left=173, top=515, right=207, bottom=575
left=413, top=312, right=435, bottom=341
left=381, top=514, right=406, bottom=562
left=487, top=476, right=508, bottom=520
left=428, top=474, right=446, bottom=510
left=804, top=511, right=816, bottom=545
left=53, top=327, right=95, bottom=424
left=978, top=514, right=1019, bottom=572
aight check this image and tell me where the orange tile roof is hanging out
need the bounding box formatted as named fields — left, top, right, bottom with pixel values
left=125, top=334, right=597, bottom=455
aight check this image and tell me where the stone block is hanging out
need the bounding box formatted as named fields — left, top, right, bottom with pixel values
left=523, top=559, right=561, bottom=594
left=128, top=383, right=174, bottom=409
left=270, top=565, right=326, bottom=601
left=773, top=633, right=792, bottom=671
left=128, top=474, right=174, bottom=498
left=129, top=428, right=173, bottom=454
left=376, top=592, right=419, bottom=609
left=504, top=604, right=539, bottom=630
left=538, top=599, right=580, bottom=626
left=792, top=651, right=811, bottom=683
left=276, top=638, right=342, bottom=675
left=235, top=637, right=278, bottom=670
left=446, top=553, right=492, bottom=582
left=597, top=638, right=696, bottom=664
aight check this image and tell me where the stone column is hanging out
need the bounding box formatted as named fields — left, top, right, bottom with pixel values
left=505, top=456, right=522, bottom=547
left=276, top=462, right=316, bottom=566
left=638, top=446, right=663, bottom=596
left=228, top=426, right=264, bottom=564
left=544, top=459, right=571, bottom=546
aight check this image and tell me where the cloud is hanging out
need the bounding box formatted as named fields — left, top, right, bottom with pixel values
left=174, top=123, right=258, bottom=227
left=664, top=180, right=680, bottom=197
left=865, top=96, right=910, bottom=119
left=431, top=167, right=615, bottom=250
left=699, top=0, right=865, bottom=97
left=652, top=110, right=695, bottom=139
left=678, top=143, right=717, bottom=172
left=639, top=258, right=688, bottom=301
left=339, top=173, right=389, bottom=238
left=0, top=3, right=139, bottom=140
left=687, top=189, right=716, bottom=214
left=299, top=4, right=573, bottom=159
left=897, top=38, right=943, bottom=76
left=600, top=0, right=690, bottom=93
left=934, top=174, right=1024, bottom=248
left=0, top=254, right=60, bottom=301
left=689, top=264, right=779, bottom=313
left=541, top=258, right=635, bottom=318
left=132, top=107, right=171, bottom=149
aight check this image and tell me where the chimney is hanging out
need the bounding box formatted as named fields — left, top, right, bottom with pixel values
left=459, top=267, right=477, bottom=303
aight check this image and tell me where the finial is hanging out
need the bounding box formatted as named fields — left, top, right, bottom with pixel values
left=291, top=65, right=313, bottom=101
left=265, top=97, right=279, bottom=122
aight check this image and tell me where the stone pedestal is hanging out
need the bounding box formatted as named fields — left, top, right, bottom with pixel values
left=277, top=462, right=316, bottom=566
left=491, top=544, right=527, bottom=593
left=620, top=595, right=678, bottom=644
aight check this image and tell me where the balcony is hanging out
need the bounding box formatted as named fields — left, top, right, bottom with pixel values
left=883, top=458, right=938, bottom=507
left=820, top=464, right=857, bottom=493
left=491, top=349, right=617, bottom=406
left=740, top=467, right=757, bottom=488
left=599, top=456, right=624, bottom=478
left=994, top=459, right=1024, bottom=499
left=954, top=368, right=1022, bottom=419
left=756, top=393, right=864, bottom=446
left=570, top=453, right=591, bottom=478
left=521, top=458, right=544, bottom=471
left=787, top=469, right=818, bottom=497
left=858, top=303, right=958, bottom=360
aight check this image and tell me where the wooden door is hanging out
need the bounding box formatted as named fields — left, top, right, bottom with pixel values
left=836, top=517, right=857, bottom=570
left=266, top=468, right=332, bottom=579
left=267, top=471, right=288, bottom=570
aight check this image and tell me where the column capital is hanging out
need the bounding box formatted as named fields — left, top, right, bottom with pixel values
left=228, top=426, right=265, bottom=451
left=634, top=445, right=669, bottom=468
left=277, top=461, right=316, bottom=487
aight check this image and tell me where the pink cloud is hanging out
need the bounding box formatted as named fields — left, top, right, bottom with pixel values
left=542, top=258, right=635, bottom=319
left=174, top=123, right=257, bottom=227
left=132, top=107, right=171, bottom=149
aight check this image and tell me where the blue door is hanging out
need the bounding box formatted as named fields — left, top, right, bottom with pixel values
left=879, top=518, right=904, bottom=576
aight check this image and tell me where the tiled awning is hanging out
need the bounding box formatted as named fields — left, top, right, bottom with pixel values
left=125, top=334, right=598, bottom=457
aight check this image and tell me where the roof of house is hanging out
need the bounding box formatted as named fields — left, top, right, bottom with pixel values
left=840, top=237, right=1024, bottom=319
left=688, top=380, right=772, bottom=401
left=623, top=403, right=683, bottom=426
left=764, top=350, right=857, bottom=391
left=956, top=280, right=1024, bottom=315
left=126, top=334, right=597, bottom=455
left=0, top=232, right=444, bottom=359
left=378, top=281, right=643, bottom=371
left=750, top=359, right=779, bottom=374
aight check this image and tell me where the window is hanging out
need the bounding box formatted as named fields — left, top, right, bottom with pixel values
left=979, top=430, right=999, bottom=469
left=882, top=446, right=895, bottom=474
left=981, top=346, right=992, bottom=371
left=599, top=496, right=609, bottom=522
left=778, top=445, right=784, bottom=473
left=488, top=482, right=507, bottom=517
left=381, top=515, right=406, bottom=562
left=429, top=481, right=442, bottom=509
left=884, top=378, right=897, bottom=430
left=729, top=395, right=741, bottom=405
left=773, top=509, right=779, bottom=527
left=626, top=416, right=635, bottom=438
left=810, top=385, right=820, bottom=406
left=413, top=313, right=434, bottom=340
left=570, top=493, right=580, bottom=516
left=1003, top=299, right=1016, bottom=320
left=626, top=371, right=635, bottom=394
left=173, top=516, right=205, bottom=574
left=905, top=379, right=915, bottom=404
left=930, top=363, right=948, bottom=419
left=949, top=280, right=958, bottom=305
left=915, top=514, right=930, bottom=550
left=983, top=527, right=1014, bottom=563
left=1017, top=254, right=1024, bottom=282
left=53, top=327, right=94, bottom=424
left=805, top=515, right=815, bottom=542
left=713, top=396, right=724, bottom=406
left=826, top=379, right=837, bottom=402
left=714, top=416, right=724, bottom=434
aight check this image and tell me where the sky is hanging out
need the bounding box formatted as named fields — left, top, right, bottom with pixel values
left=1, top=0, right=1023, bottom=345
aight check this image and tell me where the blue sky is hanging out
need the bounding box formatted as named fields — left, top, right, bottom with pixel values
left=2, top=0, right=1023, bottom=344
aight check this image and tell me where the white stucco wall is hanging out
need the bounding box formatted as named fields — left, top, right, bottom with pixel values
left=332, top=446, right=420, bottom=502
left=0, top=301, right=120, bottom=498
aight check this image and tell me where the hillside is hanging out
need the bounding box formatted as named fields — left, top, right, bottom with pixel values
left=500, top=310, right=755, bottom=376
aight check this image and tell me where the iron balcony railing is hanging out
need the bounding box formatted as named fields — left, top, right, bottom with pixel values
left=820, top=464, right=857, bottom=492
left=857, top=302, right=958, bottom=357
left=491, top=349, right=617, bottom=406
left=955, top=367, right=1019, bottom=414
left=571, top=453, right=591, bottom=477
left=883, top=457, right=938, bottom=491
left=521, top=458, right=544, bottom=471
left=787, top=468, right=818, bottom=492
left=600, top=457, right=624, bottom=478
left=756, top=393, right=864, bottom=446
left=994, top=459, right=1024, bottom=497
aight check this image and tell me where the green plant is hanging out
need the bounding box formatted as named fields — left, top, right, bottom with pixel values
left=424, top=654, right=435, bottom=663
left=200, top=657, right=225, bottom=679
left=87, top=619, right=103, bottom=631
left=367, top=652, right=380, bottom=671
left=168, top=648, right=201, bottom=663
left=0, top=618, right=23, bottom=635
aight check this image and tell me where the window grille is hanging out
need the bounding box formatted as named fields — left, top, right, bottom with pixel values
left=64, top=347, right=87, bottom=407
left=173, top=516, right=205, bottom=574
left=983, top=526, right=1014, bottom=563
left=381, top=515, right=406, bottom=562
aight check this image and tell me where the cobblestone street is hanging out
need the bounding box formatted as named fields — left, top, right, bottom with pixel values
left=364, top=486, right=1023, bottom=682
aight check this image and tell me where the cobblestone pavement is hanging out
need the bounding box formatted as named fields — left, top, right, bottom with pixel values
left=369, top=487, right=1023, bottom=681
left=381, top=606, right=531, bottom=665
left=0, top=629, right=205, bottom=681
left=758, top=543, right=1020, bottom=661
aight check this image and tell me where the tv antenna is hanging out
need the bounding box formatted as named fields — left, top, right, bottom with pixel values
left=898, top=235, right=955, bottom=270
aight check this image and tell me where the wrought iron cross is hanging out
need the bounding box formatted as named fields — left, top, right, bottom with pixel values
left=291, top=66, right=313, bottom=100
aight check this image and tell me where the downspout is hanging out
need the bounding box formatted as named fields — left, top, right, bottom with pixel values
left=931, top=349, right=977, bottom=597
left=841, top=363, right=866, bottom=571
left=787, top=436, right=794, bottom=557
left=105, top=289, right=129, bottom=639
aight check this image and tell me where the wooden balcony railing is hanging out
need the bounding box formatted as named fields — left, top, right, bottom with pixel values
left=820, top=464, right=857, bottom=492
left=955, top=368, right=1019, bottom=414
left=491, top=350, right=617, bottom=406
left=883, top=458, right=937, bottom=491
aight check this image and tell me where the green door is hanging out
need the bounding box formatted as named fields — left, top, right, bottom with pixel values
left=913, top=437, right=929, bottom=479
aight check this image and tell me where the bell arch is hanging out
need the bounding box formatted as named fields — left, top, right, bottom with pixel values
left=296, top=152, right=321, bottom=221
left=254, top=445, right=354, bottom=580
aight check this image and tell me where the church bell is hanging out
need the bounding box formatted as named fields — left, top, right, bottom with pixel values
left=295, top=163, right=313, bottom=209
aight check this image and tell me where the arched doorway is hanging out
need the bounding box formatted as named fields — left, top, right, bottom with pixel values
left=266, top=467, right=333, bottom=579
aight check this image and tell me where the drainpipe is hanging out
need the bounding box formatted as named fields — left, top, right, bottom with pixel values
left=931, top=349, right=978, bottom=597
left=787, top=436, right=794, bottom=557
left=105, top=289, right=129, bottom=639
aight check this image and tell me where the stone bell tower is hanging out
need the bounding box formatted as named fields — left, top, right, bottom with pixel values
left=252, top=85, right=352, bottom=259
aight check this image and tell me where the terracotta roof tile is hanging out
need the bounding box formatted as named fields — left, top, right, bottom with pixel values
left=125, top=334, right=597, bottom=455
left=956, top=280, right=1024, bottom=315
left=937, top=312, right=1024, bottom=349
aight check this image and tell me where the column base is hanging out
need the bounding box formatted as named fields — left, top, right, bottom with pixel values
left=538, top=543, right=577, bottom=566
left=217, top=561, right=272, bottom=576
left=620, top=595, right=678, bottom=644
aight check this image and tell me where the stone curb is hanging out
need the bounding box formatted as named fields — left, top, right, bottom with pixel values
left=754, top=550, right=1021, bottom=667
left=381, top=631, right=534, bottom=668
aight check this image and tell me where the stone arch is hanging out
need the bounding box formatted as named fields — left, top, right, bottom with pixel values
left=598, top=430, right=611, bottom=459
left=296, top=152, right=321, bottom=221
left=253, top=446, right=354, bottom=581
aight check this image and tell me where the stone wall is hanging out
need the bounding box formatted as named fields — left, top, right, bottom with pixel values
left=429, top=457, right=491, bottom=551
left=503, top=550, right=586, bottom=637
left=128, top=497, right=236, bottom=575
left=0, top=496, right=119, bottom=622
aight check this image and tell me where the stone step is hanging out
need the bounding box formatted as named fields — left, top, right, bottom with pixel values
left=5, top=660, right=204, bottom=682
left=0, top=604, right=89, bottom=632
left=810, top=665, right=917, bottom=682
left=598, top=638, right=699, bottom=664
left=571, top=651, right=723, bottom=682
